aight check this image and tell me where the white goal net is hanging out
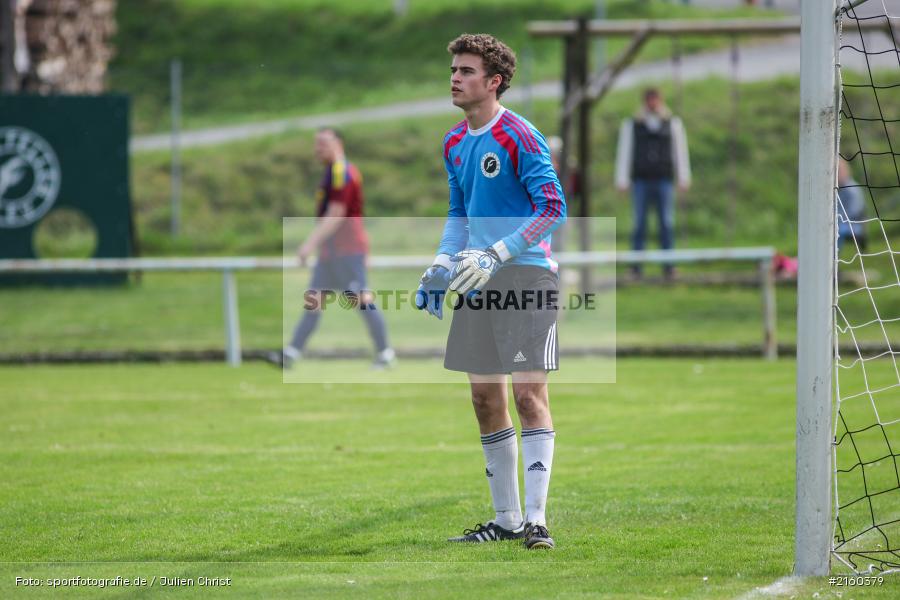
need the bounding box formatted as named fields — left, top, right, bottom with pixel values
left=833, top=0, right=900, bottom=574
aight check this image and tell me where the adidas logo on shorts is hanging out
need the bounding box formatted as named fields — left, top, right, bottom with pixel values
left=513, top=351, right=527, bottom=363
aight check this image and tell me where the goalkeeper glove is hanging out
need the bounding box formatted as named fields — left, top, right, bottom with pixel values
left=415, top=257, right=452, bottom=319
left=449, top=247, right=503, bottom=294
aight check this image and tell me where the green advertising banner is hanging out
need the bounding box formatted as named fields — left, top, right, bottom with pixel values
left=0, top=94, right=133, bottom=284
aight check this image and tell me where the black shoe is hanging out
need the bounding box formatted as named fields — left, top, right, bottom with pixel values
left=523, top=522, right=555, bottom=549
left=447, top=521, right=525, bottom=543
left=629, top=266, right=643, bottom=282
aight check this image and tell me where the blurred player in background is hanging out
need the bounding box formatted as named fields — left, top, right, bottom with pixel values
left=269, top=128, right=395, bottom=370
left=837, top=158, right=867, bottom=252
left=416, top=34, right=566, bottom=549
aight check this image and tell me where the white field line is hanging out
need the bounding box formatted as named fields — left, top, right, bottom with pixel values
left=734, top=576, right=804, bottom=600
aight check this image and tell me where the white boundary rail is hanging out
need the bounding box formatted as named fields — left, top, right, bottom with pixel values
left=0, top=247, right=777, bottom=366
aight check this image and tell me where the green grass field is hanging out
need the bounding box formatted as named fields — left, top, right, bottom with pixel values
left=1, top=360, right=896, bottom=598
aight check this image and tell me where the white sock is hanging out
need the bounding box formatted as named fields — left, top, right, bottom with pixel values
left=521, top=427, right=555, bottom=526
left=480, top=427, right=523, bottom=531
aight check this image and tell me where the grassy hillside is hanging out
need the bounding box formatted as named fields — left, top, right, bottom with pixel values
left=130, top=75, right=807, bottom=256
left=111, top=0, right=765, bottom=133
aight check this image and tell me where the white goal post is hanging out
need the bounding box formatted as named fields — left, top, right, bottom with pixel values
left=796, top=0, right=840, bottom=577
left=798, top=0, right=900, bottom=577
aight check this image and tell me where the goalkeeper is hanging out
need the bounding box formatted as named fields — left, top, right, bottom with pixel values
left=416, top=34, right=566, bottom=549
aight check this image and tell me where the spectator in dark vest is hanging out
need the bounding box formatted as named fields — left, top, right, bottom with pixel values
left=615, top=88, right=691, bottom=279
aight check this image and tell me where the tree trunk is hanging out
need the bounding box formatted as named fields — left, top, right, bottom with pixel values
left=1, top=0, right=17, bottom=91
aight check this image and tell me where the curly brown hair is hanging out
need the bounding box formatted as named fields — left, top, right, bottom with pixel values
left=447, top=33, right=516, bottom=98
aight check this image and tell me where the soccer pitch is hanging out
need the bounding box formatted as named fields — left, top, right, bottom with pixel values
left=0, top=360, right=896, bottom=599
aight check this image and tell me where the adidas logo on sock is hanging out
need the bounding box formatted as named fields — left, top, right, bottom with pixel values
left=527, top=461, right=547, bottom=472
left=485, top=468, right=493, bottom=478
left=513, top=351, right=527, bottom=363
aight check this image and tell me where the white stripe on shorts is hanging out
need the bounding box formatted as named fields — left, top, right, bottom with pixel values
left=544, top=322, right=557, bottom=370
left=551, top=323, right=557, bottom=369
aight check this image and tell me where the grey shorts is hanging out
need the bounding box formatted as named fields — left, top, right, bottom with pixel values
left=444, top=265, right=559, bottom=374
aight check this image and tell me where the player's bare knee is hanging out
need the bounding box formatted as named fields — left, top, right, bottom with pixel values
left=513, top=388, right=548, bottom=422
left=471, top=389, right=504, bottom=416
left=470, top=389, right=494, bottom=412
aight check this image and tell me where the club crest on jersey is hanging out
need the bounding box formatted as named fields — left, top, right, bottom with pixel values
left=480, top=152, right=500, bottom=178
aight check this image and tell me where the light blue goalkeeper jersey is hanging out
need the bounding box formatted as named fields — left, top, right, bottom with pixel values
left=438, top=107, right=567, bottom=272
